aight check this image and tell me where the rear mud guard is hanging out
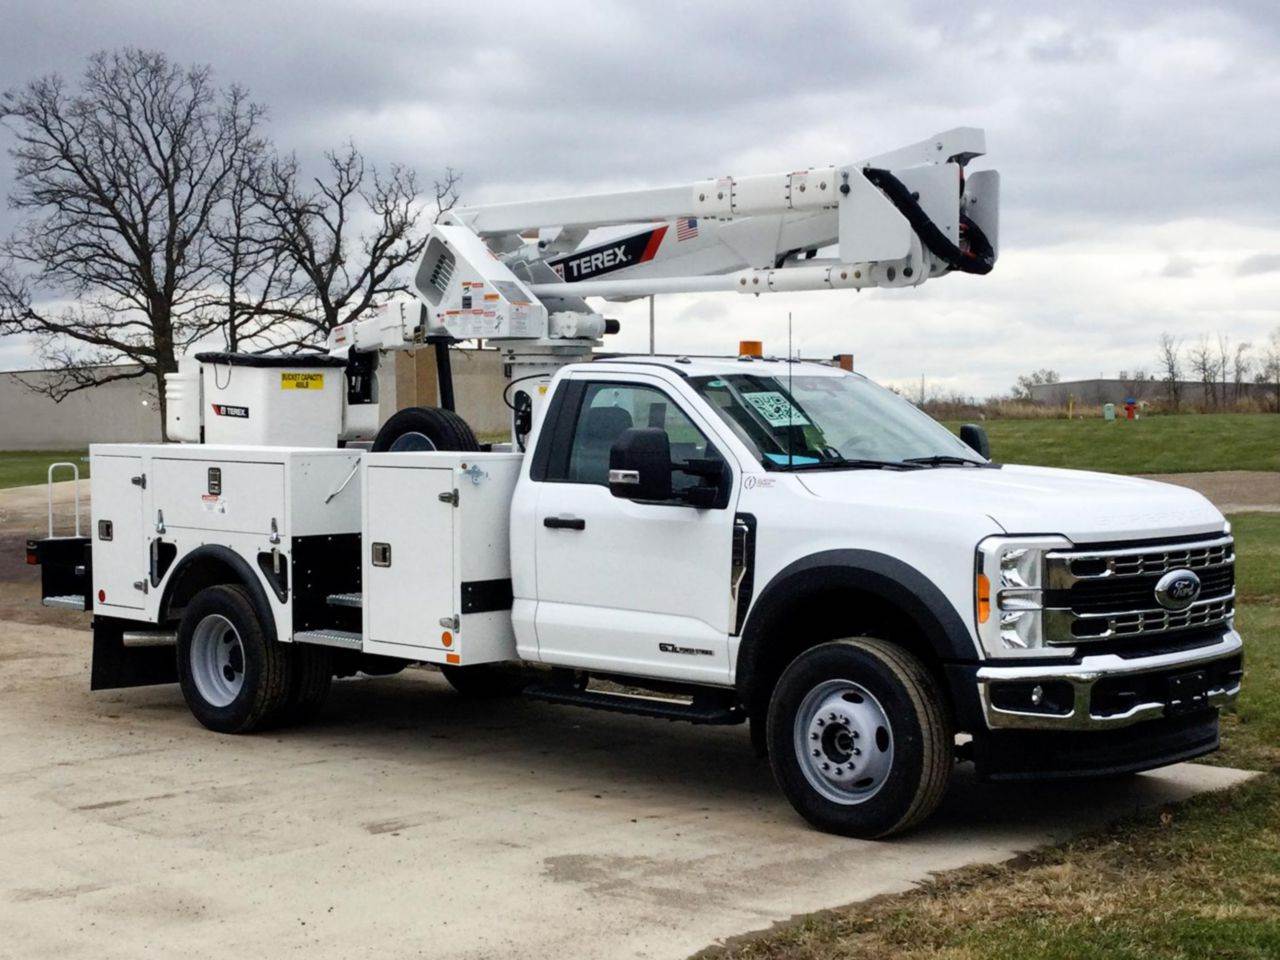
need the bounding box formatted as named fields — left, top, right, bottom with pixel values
left=91, top=617, right=178, bottom=690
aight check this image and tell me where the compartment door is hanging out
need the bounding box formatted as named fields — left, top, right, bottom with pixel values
left=365, top=466, right=455, bottom=650
left=91, top=455, right=147, bottom=611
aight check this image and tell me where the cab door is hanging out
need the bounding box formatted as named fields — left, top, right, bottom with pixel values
left=531, top=376, right=739, bottom=684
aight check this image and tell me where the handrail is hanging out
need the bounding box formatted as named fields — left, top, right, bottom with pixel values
left=47, top=461, right=82, bottom=538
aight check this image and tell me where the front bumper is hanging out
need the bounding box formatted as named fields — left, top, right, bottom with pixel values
left=976, top=629, right=1243, bottom=731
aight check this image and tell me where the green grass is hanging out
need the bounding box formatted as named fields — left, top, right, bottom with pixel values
left=704, top=512, right=1280, bottom=960
left=943, top=414, right=1279, bottom=474
left=0, top=450, right=90, bottom=490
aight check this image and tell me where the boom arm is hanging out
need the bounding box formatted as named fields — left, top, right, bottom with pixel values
left=324, top=127, right=999, bottom=445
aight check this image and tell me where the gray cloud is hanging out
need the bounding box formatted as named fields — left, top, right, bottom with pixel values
left=1236, top=252, right=1280, bottom=276
left=1, top=1, right=1278, bottom=393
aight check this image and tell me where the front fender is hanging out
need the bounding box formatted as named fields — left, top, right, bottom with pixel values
left=735, top=548, right=979, bottom=703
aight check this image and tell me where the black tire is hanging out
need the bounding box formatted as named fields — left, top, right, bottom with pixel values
left=176, top=584, right=292, bottom=734
left=767, top=638, right=952, bottom=839
left=278, top=643, right=333, bottom=725
left=440, top=662, right=530, bottom=699
left=372, top=406, right=480, bottom=453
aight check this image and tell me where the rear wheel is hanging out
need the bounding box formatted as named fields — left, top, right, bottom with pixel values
left=767, top=638, right=952, bottom=838
left=177, top=584, right=291, bottom=734
left=372, top=406, right=480, bottom=453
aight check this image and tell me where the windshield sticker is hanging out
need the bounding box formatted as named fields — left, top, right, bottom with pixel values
left=763, top=452, right=820, bottom=466
left=743, top=391, right=811, bottom=428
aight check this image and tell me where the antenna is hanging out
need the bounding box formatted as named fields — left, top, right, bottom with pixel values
left=787, top=311, right=794, bottom=468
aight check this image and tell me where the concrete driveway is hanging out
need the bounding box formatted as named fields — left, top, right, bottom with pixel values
left=0, top=618, right=1251, bottom=960
left=0, top=479, right=1257, bottom=959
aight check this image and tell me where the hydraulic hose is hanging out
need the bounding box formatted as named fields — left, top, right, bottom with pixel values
left=860, top=167, right=995, bottom=276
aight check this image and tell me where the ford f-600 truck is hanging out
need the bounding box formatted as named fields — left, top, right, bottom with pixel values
left=26, top=128, right=1243, bottom=837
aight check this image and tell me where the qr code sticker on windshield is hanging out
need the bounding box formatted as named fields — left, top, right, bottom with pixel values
left=743, top=391, right=810, bottom=428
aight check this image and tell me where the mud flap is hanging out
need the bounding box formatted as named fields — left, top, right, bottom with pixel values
left=90, top=617, right=178, bottom=690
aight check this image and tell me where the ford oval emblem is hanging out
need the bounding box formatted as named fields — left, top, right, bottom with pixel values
left=1155, top=569, right=1201, bottom=611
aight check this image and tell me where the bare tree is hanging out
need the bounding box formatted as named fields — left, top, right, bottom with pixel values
left=1216, top=333, right=1232, bottom=404
left=1010, top=368, right=1060, bottom=401
left=1118, top=368, right=1154, bottom=402
left=1157, top=333, right=1182, bottom=410
left=255, top=142, right=460, bottom=345
left=206, top=152, right=306, bottom=352
left=1187, top=335, right=1217, bottom=409
left=0, top=49, right=266, bottom=421
left=1258, top=326, right=1280, bottom=412
left=1232, top=341, right=1252, bottom=404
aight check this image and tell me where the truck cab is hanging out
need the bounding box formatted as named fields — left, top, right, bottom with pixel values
left=507, top=355, right=1241, bottom=834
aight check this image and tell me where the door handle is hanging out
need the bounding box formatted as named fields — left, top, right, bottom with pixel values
left=543, top=516, right=586, bottom=531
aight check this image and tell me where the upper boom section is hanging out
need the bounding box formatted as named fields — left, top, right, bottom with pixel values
left=328, top=128, right=999, bottom=356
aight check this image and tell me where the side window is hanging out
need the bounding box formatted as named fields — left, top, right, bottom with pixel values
left=556, top=382, right=716, bottom=490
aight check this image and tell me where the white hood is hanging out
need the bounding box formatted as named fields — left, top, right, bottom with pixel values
left=795, top=464, right=1226, bottom=544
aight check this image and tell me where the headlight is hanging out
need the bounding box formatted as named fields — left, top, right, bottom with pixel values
left=974, top=535, right=1072, bottom=658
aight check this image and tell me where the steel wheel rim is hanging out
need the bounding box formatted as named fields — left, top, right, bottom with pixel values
left=793, top=679, right=894, bottom=805
left=389, top=431, right=437, bottom=452
left=190, top=614, right=245, bottom=708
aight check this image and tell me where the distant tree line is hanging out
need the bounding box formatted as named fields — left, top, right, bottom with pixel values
left=0, top=48, right=460, bottom=422
left=1156, top=328, right=1280, bottom=411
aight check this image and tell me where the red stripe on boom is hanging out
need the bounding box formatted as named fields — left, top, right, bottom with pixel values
left=639, top=225, right=668, bottom=263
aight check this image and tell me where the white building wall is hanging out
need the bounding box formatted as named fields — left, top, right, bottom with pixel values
left=0, top=366, right=162, bottom=450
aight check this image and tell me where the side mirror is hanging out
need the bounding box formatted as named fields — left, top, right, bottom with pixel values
left=960, top=423, right=990, bottom=459
left=608, top=428, right=673, bottom=500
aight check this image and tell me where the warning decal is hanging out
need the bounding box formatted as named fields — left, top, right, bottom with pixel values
left=281, top=372, right=324, bottom=390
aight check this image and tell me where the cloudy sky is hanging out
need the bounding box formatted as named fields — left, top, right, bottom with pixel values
left=2, top=1, right=1278, bottom=396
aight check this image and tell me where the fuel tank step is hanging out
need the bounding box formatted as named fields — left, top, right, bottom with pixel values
left=523, top=684, right=745, bottom=725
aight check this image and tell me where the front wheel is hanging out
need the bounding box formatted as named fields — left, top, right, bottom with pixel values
left=767, top=638, right=952, bottom=838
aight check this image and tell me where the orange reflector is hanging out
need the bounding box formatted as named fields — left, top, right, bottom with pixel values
left=976, top=574, right=991, bottom=624
left=441, top=631, right=453, bottom=648
left=739, top=340, right=763, bottom=358
left=445, top=653, right=460, bottom=665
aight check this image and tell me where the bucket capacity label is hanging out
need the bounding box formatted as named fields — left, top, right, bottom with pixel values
left=281, top=372, right=324, bottom=390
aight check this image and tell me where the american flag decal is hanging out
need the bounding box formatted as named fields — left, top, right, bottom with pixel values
left=676, top=217, right=698, bottom=241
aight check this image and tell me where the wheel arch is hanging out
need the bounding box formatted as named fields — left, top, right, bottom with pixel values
left=159, top=545, right=279, bottom=642
left=735, top=550, right=976, bottom=718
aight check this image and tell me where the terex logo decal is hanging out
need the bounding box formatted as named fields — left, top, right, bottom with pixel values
left=549, top=225, right=668, bottom=282
left=212, top=403, right=249, bottom=418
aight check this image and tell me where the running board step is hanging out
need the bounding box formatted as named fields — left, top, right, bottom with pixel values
left=523, top=684, right=745, bottom=725
left=293, top=629, right=363, bottom=651
left=326, top=592, right=363, bottom=608
left=43, top=594, right=88, bottom=610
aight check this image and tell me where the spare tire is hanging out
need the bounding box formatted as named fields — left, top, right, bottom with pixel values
left=372, top=406, right=480, bottom=453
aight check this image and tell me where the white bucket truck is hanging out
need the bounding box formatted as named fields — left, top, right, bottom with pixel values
left=28, top=129, right=1242, bottom=837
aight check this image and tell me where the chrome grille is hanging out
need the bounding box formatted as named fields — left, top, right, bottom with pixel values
left=1109, top=541, right=1231, bottom=577
left=1043, top=535, right=1235, bottom=645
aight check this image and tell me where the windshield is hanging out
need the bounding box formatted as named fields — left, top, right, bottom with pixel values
left=689, top=370, right=983, bottom=469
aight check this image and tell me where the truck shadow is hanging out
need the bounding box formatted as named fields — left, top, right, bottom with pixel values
left=122, top=666, right=1213, bottom=841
